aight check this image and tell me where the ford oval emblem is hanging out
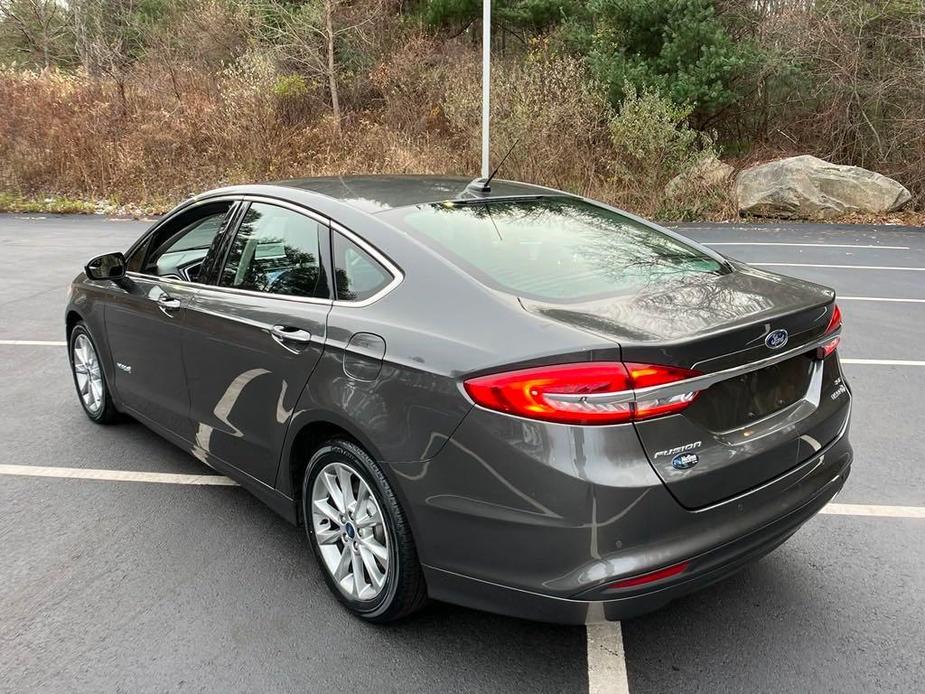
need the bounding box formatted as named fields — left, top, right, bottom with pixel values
left=672, top=453, right=699, bottom=470
left=765, top=328, right=789, bottom=350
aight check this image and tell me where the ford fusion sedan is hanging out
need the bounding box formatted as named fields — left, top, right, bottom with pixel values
left=66, top=176, right=852, bottom=623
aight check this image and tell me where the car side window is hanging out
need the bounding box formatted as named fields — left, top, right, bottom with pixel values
left=140, top=202, right=234, bottom=282
left=219, top=202, right=329, bottom=299
left=332, top=232, right=393, bottom=302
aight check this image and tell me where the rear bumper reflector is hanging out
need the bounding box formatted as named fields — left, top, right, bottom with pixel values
left=608, top=560, right=689, bottom=589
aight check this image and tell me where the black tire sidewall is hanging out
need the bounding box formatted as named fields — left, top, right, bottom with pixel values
left=302, top=441, right=402, bottom=619
left=68, top=323, right=112, bottom=423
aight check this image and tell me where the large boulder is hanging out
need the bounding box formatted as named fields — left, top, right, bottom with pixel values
left=666, top=155, right=734, bottom=196
left=735, top=155, right=911, bottom=218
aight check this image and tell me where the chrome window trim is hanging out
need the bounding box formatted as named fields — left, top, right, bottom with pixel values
left=195, top=281, right=334, bottom=307
left=329, top=219, right=404, bottom=308
left=543, top=330, right=841, bottom=406
left=125, top=194, right=243, bottom=262
left=127, top=194, right=404, bottom=307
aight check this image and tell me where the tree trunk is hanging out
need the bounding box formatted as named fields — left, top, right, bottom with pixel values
left=325, top=0, right=341, bottom=134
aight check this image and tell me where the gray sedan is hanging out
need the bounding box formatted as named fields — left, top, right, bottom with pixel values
left=66, top=176, right=852, bottom=623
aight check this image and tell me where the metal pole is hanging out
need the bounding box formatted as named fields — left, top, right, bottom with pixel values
left=481, top=0, right=491, bottom=179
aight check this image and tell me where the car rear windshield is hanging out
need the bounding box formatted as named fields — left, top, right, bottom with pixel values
left=381, top=198, right=727, bottom=302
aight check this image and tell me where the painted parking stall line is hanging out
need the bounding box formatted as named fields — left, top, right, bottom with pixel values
left=3, top=464, right=924, bottom=518
left=821, top=504, right=925, bottom=519
left=0, top=339, right=67, bottom=346
left=708, top=242, right=911, bottom=250
left=0, top=464, right=238, bottom=486
left=587, top=622, right=630, bottom=694
left=756, top=263, right=925, bottom=271
left=841, top=359, right=925, bottom=366
left=839, top=296, right=925, bottom=303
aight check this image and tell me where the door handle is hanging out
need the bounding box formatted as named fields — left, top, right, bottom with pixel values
left=157, top=294, right=182, bottom=315
left=271, top=325, right=313, bottom=344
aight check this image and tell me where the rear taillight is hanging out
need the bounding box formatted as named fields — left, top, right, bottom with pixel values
left=817, top=303, right=842, bottom=359
left=463, top=361, right=701, bottom=425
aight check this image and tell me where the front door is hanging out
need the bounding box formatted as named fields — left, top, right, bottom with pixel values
left=106, top=200, right=238, bottom=438
left=183, top=200, right=333, bottom=485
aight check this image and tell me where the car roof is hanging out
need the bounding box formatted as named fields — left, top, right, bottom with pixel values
left=269, top=175, right=567, bottom=214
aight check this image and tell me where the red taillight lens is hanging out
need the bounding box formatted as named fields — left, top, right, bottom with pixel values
left=624, top=362, right=703, bottom=420
left=609, top=560, right=689, bottom=590
left=463, top=361, right=701, bottom=425
left=817, top=303, right=842, bottom=359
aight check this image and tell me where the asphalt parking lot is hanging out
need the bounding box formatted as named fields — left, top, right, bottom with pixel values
left=1, top=214, right=923, bottom=693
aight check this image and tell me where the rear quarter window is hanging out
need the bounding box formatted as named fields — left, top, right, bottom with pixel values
left=381, top=198, right=727, bottom=303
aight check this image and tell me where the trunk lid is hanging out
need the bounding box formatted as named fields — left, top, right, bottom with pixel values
left=523, top=265, right=850, bottom=508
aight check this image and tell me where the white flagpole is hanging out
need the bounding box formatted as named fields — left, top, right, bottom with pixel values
left=481, top=0, right=491, bottom=179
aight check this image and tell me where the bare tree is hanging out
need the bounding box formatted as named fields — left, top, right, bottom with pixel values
left=267, top=0, right=384, bottom=134
left=0, top=0, right=72, bottom=67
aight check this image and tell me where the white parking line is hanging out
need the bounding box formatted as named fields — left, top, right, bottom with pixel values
left=2, top=466, right=922, bottom=521
left=841, top=358, right=925, bottom=366
left=756, top=263, right=925, bottom=271
left=0, top=339, right=66, bottom=346
left=821, top=504, right=925, bottom=519
left=840, top=296, right=925, bottom=303
left=587, top=622, right=630, bottom=694
left=709, top=242, right=910, bottom=249
left=0, top=464, right=238, bottom=486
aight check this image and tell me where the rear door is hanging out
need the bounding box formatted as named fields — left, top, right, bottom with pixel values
left=182, top=199, right=333, bottom=485
left=106, top=199, right=238, bottom=438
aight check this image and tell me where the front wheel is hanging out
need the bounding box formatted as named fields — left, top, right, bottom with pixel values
left=68, top=322, right=118, bottom=424
left=302, top=439, right=427, bottom=623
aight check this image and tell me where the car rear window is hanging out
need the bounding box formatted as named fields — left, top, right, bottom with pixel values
left=380, top=198, right=726, bottom=302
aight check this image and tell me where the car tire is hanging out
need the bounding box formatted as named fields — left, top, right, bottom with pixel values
left=68, top=322, right=118, bottom=424
left=302, top=439, right=428, bottom=623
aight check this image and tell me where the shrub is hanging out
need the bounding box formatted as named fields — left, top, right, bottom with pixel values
left=586, top=0, right=764, bottom=124
left=606, top=84, right=722, bottom=217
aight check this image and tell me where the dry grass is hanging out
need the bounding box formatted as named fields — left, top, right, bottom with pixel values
left=0, top=52, right=747, bottom=220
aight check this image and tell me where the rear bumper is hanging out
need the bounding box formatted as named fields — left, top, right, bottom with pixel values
left=422, top=453, right=849, bottom=624
left=389, top=396, right=852, bottom=624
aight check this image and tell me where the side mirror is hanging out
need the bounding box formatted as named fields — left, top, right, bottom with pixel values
left=85, top=252, right=126, bottom=281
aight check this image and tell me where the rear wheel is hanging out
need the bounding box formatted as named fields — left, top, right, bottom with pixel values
left=302, top=439, right=427, bottom=623
left=69, top=322, right=118, bottom=424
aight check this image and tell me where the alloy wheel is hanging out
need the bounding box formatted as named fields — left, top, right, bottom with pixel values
left=72, top=333, right=103, bottom=415
left=311, top=462, right=391, bottom=601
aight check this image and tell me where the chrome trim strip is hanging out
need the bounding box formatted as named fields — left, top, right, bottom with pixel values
left=194, top=281, right=334, bottom=307
left=126, top=196, right=405, bottom=307
left=546, top=331, right=839, bottom=405
left=329, top=219, right=404, bottom=308
left=124, top=194, right=244, bottom=259
left=241, top=196, right=404, bottom=306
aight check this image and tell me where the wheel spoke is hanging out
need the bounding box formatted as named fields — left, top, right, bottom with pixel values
left=315, top=527, right=340, bottom=546
left=333, top=546, right=352, bottom=581
left=355, top=506, right=378, bottom=529
left=321, top=470, right=345, bottom=513
left=359, top=545, right=385, bottom=590
left=337, top=465, right=355, bottom=510
left=351, top=549, right=366, bottom=598
left=354, top=483, right=369, bottom=511
left=313, top=498, right=341, bottom=525
left=360, top=535, right=388, bottom=563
